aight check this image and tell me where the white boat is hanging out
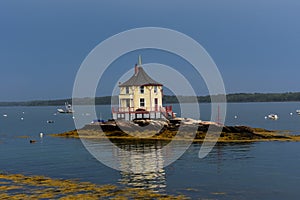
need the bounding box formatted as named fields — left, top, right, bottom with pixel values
left=268, top=114, right=279, bottom=120
left=296, top=110, right=300, bottom=115
left=57, top=102, right=74, bottom=113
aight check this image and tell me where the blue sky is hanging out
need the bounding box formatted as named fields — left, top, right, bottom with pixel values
left=0, top=0, right=299, bottom=101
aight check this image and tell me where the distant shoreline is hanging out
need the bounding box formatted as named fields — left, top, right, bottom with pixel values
left=1, top=92, right=300, bottom=106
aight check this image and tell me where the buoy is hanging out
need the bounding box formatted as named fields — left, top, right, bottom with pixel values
left=264, top=116, right=267, bottom=119
left=39, top=132, right=43, bottom=138
left=234, top=115, right=238, bottom=119
left=21, top=117, right=24, bottom=120
left=3, top=114, right=7, bottom=117
left=290, top=112, right=293, bottom=115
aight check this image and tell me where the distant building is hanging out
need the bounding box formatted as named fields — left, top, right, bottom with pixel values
left=112, top=56, right=173, bottom=120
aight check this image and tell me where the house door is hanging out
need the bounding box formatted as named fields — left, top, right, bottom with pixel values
left=154, top=98, right=158, bottom=111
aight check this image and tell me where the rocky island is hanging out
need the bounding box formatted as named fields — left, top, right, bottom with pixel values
left=51, top=58, right=300, bottom=143
left=51, top=118, right=300, bottom=142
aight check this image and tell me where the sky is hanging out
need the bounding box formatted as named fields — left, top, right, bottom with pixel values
left=0, top=0, right=300, bottom=101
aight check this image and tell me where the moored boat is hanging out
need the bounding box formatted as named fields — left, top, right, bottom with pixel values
left=57, top=102, right=74, bottom=113
left=268, top=114, right=279, bottom=120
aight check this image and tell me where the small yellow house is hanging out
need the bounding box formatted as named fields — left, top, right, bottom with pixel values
left=112, top=56, right=173, bottom=120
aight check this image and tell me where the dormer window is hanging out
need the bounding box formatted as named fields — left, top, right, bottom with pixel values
left=125, top=87, right=129, bottom=94
left=154, top=86, right=157, bottom=93
left=140, top=86, right=144, bottom=94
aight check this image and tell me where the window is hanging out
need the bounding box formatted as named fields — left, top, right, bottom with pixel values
left=154, top=86, right=157, bottom=93
left=125, top=99, right=130, bottom=107
left=154, top=98, right=158, bottom=111
left=125, top=87, right=129, bottom=94
left=140, top=98, right=145, bottom=107
left=154, top=98, right=158, bottom=106
left=140, top=86, right=144, bottom=94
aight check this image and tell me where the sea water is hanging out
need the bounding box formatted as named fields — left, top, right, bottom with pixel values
left=0, top=102, right=300, bottom=199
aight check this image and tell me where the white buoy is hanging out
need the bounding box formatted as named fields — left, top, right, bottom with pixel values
left=290, top=112, right=293, bottom=115
left=21, top=117, right=24, bottom=120
left=39, top=132, right=43, bottom=138
left=264, top=116, right=267, bottom=119
left=234, top=115, right=238, bottom=119
left=22, top=112, right=25, bottom=114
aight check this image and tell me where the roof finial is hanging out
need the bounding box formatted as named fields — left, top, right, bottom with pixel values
left=138, top=55, right=142, bottom=66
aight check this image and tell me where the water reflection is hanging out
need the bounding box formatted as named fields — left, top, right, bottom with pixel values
left=83, top=138, right=169, bottom=191
left=203, top=142, right=254, bottom=159
left=119, top=170, right=166, bottom=192
left=203, top=142, right=255, bottom=173
left=112, top=140, right=167, bottom=192
left=84, top=137, right=255, bottom=193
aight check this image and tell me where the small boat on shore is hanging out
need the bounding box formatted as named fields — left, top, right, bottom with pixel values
left=57, top=102, right=74, bottom=114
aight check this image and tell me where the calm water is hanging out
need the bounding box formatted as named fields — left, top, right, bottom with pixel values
left=1, top=102, right=300, bottom=199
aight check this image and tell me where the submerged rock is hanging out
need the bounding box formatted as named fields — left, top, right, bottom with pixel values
left=0, top=173, right=186, bottom=199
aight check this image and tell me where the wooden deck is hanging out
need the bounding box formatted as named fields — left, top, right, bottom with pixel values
left=112, top=106, right=174, bottom=120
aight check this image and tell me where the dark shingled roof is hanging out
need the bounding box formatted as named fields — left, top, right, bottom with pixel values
left=119, top=67, right=162, bottom=87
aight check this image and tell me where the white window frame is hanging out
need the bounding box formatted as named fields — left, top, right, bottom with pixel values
left=140, top=98, right=145, bottom=107
left=125, top=86, right=129, bottom=94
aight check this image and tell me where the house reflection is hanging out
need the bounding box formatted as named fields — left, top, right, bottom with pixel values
left=113, top=140, right=167, bottom=192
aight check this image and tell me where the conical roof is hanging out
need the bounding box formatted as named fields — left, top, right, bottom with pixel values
left=119, top=67, right=162, bottom=87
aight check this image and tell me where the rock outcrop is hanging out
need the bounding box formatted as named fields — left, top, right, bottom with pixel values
left=51, top=118, right=300, bottom=142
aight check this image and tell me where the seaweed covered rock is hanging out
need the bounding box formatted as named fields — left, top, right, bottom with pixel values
left=51, top=118, right=300, bottom=142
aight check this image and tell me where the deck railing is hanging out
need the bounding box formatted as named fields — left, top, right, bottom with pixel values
left=112, top=106, right=172, bottom=113
left=112, top=105, right=174, bottom=120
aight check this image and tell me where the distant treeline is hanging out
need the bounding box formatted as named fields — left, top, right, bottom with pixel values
left=163, top=92, right=300, bottom=104
left=1, top=92, right=300, bottom=106
left=0, top=96, right=118, bottom=106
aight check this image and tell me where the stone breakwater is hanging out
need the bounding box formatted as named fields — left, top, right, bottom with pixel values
left=51, top=118, right=300, bottom=142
